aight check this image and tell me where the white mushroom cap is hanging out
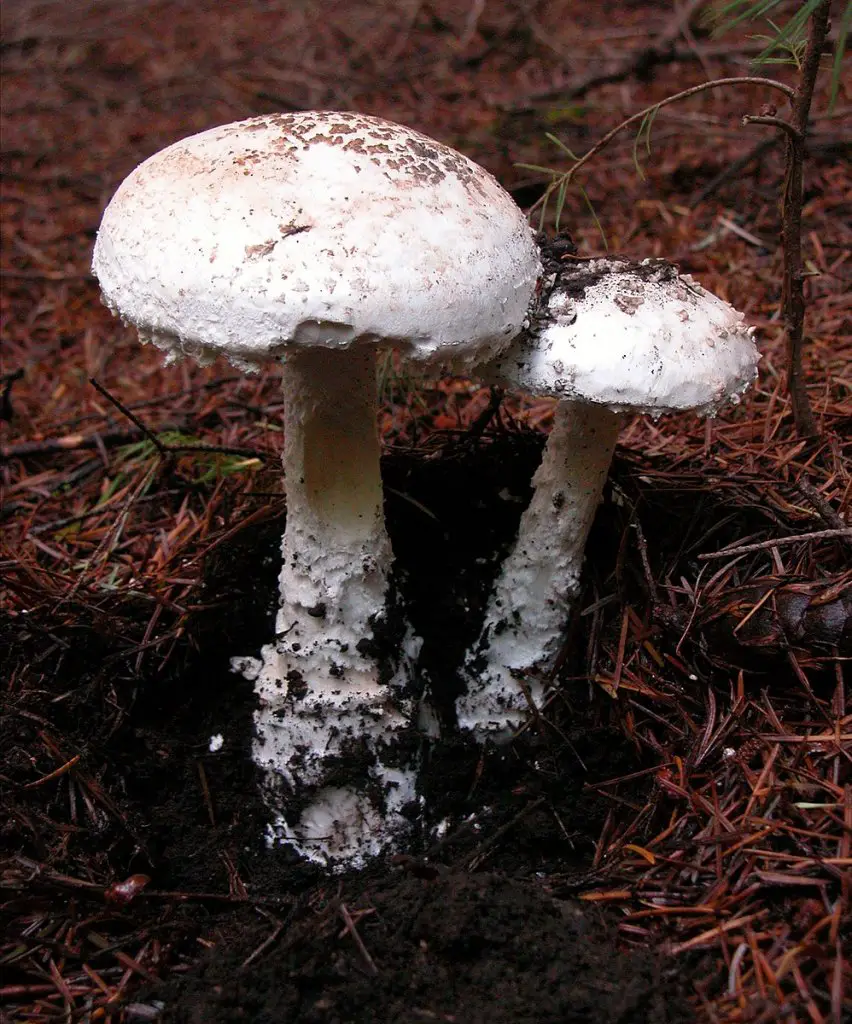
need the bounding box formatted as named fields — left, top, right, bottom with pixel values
left=489, top=258, right=759, bottom=414
left=92, top=112, right=540, bottom=369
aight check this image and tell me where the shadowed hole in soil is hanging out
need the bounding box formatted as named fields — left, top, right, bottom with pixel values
left=2, top=434, right=692, bottom=1022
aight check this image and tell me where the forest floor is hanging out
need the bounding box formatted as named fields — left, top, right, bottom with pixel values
left=1, top=2, right=850, bottom=1021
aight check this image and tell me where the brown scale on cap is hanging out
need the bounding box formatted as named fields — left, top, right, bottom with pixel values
left=214, top=111, right=488, bottom=193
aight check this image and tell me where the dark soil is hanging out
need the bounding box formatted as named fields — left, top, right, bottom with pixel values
left=164, top=872, right=680, bottom=1024
left=2, top=434, right=691, bottom=1023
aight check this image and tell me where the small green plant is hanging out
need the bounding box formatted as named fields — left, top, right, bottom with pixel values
left=750, top=18, right=809, bottom=67
left=117, top=431, right=261, bottom=484
left=715, top=0, right=850, bottom=107
left=517, top=134, right=607, bottom=244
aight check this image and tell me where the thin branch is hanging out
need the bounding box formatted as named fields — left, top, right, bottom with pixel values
left=776, top=0, right=832, bottom=438
left=741, top=114, right=803, bottom=141
left=338, top=902, right=379, bottom=976
left=1, top=430, right=270, bottom=462
left=28, top=489, right=185, bottom=536
left=529, top=77, right=796, bottom=217
left=2, top=429, right=164, bottom=460
left=90, top=377, right=168, bottom=457
left=698, top=528, right=852, bottom=560
left=241, top=917, right=286, bottom=969
left=796, top=478, right=848, bottom=530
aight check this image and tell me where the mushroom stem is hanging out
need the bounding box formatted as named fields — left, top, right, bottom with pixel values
left=280, top=346, right=391, bottom=635
left=239, top=346, right=418, bottom=868
left=457, top=400, right=620, bottom=738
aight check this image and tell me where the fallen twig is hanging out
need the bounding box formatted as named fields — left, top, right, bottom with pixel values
left=698, top=528, right=852, bottom=559
left=339, top=902, right=379, bottom=976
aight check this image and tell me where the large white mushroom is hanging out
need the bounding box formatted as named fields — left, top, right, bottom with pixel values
left=92, top=111, right=541, bottom=867
left=456, top=253, right=760, bottom=739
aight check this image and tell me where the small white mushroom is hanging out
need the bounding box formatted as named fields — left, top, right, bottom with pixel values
left=456, top=255, right=760, bottom=740
left=92, top=111, right=540, bottom=867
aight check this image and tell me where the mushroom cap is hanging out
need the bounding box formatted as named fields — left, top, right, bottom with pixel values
left=489, top=258, right=760, bottom=414
left=92, top=112, right=541, bottom=369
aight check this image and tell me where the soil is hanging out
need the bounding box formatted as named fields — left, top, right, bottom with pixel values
left=2, top=435, right=690, bottom=1023
left=163, top=873, right=679, bottom=1024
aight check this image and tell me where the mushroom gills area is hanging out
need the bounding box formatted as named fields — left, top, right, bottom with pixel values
left=457, top=401, right=620, bottom=738
left=236, top=346, right=417, bottom=868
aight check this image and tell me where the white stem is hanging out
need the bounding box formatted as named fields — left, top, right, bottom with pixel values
left=235, top=347, right=418, bottom=869
left=279, top=346, right=391, bottom=647
left=457, top=400, right=620, bottom=738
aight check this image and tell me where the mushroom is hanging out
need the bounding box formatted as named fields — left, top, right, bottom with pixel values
left=91, top=111, right=540, bottom=867
left=456, top=251, right=760, bottom=739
